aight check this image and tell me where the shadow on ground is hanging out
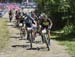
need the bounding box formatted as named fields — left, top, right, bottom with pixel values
left=10, top=36, right=21, bottom=39
left=26, top=47, right=49, bottom=51
left=12, top=44, right=29, bottom=48
left=26, top=41, right=41, bottom=44
left=11, top=41, right=47, bottom=51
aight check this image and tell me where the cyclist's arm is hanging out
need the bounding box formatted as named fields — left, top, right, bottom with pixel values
left=48, top=18, right=53, bottom=29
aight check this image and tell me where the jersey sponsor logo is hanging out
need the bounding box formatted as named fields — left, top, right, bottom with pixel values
left=42, top=22, right=49, bottom=26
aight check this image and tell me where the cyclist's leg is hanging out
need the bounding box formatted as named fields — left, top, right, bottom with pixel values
left=47, top=30, right=51, bottom=46
left=27, top=29, right=29, bottom=40
left=32, top=24, right=37, bottom=41
left=32, top=28, right=36, bottom=42
left=16, top=19, right=19, bottom=27
left=41, top=28, right=46, bottom=43
left=9, top=16, right=12, bottom=22
left=21, top=26, right=25, bottom=38
left=26, top=26, right=30, bottom=40
left=16, top=20, right=19, bottom=27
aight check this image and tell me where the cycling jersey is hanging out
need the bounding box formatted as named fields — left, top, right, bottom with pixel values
left=24, top=14, right=35, bottom=27
left=20, top=16, right=24, bottom=23
left=40, top=19, right=50, bottom=29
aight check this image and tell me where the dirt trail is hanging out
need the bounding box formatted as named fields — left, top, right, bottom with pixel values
left=0, top=12, right=70, bottom=57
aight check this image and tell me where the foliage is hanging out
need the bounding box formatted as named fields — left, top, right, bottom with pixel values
left=37, top=0, right=75, bottom=30
left=63, top=25, right=74, bottom=35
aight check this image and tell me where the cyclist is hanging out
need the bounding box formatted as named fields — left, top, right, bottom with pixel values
left=39, top=13, right=53, bottom=45
left=19, top=12, right=25, bottom=26
left=24, top=13, right=36, bottom=41
left=31, top=11, right=38, bottom=21
left=19, top=13, right=26, bottom=39
left=15, top=11, right=21, bottom=27
left=15, top=10, right=18, bottom=22
left=9, top=10, right=13, bottom=22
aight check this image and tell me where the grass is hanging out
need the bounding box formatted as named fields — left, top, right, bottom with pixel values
left=60, top=35, right=75, bottom=57
left=64, top=41, right=75, bottom=57
left=59, top=41, right=75, bottom=57
left=0, top=19, right=9, bottom=51
left=51, top=31, right=75, bottom=57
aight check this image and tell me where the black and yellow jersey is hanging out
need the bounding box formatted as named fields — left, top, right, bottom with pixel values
left=40, top=19, right=50, bottom=28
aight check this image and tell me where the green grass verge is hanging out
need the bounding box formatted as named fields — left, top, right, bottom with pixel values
left=60, top=40, right=75, bottom=57
left=52, top=31, right=75, bottom=57
left=0, top=19, right=9, bottom=50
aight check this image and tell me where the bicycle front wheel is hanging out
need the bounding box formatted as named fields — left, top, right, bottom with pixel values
left=44, top=34, right=50, bottom=51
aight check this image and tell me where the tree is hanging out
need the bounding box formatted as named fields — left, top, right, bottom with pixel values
left=36, top=0, right=75, bottom=30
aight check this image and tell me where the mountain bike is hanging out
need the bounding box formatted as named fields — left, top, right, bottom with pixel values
left=42, top=28, right=50, bottom=51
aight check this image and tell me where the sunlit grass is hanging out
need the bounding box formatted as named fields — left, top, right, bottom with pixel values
left=51, top=30, right=75, bottom=57
left=0, top=19, right=9, bottom=50
left=60, top=41, right=75, bottom=57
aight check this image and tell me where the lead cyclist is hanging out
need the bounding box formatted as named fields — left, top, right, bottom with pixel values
left=39, top=13, right=53, bottom=46
left=24, top=13, right=37, bottom=42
